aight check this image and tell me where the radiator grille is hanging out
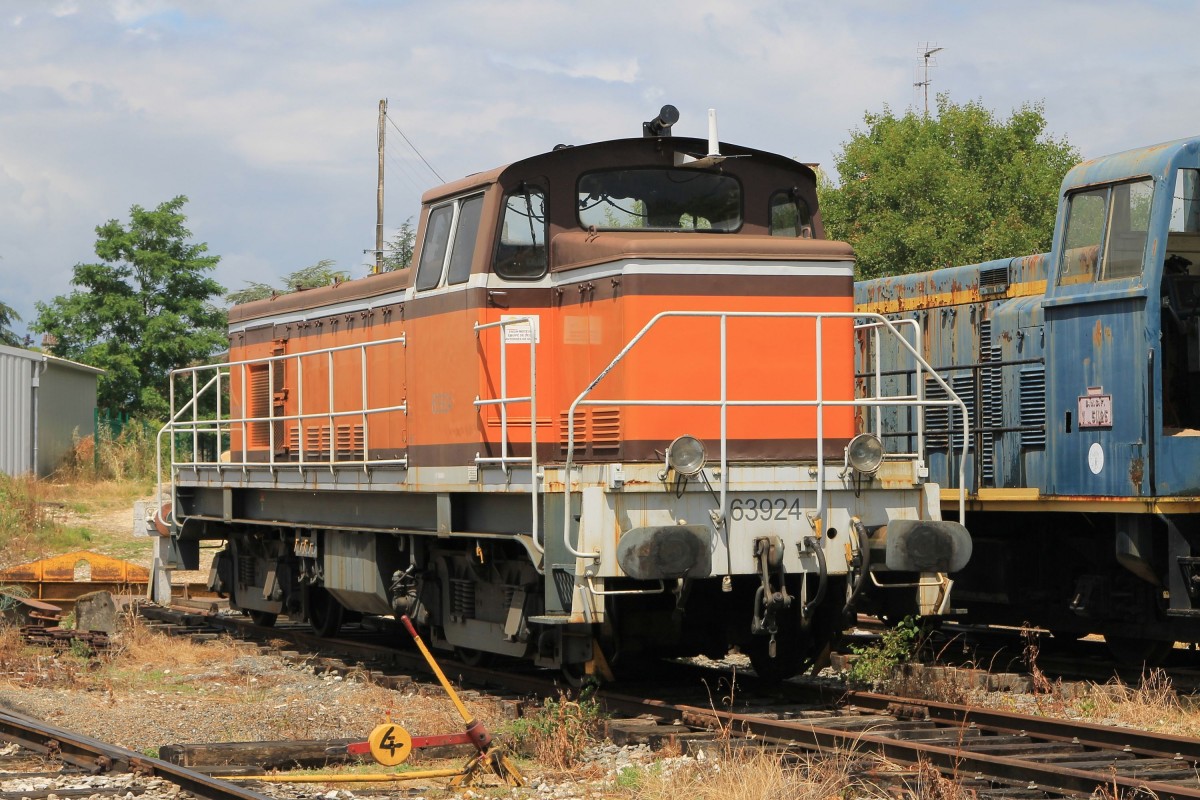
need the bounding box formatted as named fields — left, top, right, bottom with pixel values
left=925, top=373, right=974, bottom=451
left=1019, top=367, right=1047, bottom=447
left=980, top=320, right=1001, bottom=485
left=979, top=265, right=1009, bottom=294
left=559, top=408, right=621, bottom=456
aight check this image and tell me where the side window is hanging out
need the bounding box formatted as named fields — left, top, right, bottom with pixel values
left=1058, top=189, right=1106, bottom=285
left=769, top=190, right=813, bottom=238
left=1104, top=179, right=1152, bottom=279
left=416, top=204, right=453, bottom=290
left=1057, top=179, right=1153, bottom=286
left=1169, top=169, right=1200, bottom=234
left=495, top=185, right=547, bottom=280
left=447, top=194, right=484, bottom=285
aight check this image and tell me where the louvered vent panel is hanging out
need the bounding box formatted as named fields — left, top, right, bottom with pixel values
left=590, top=408, right=621, bottom=453
left=559, top=410, right=587, bottom=455
left=980, top=320, right=1000, bottom=485
left=336, top=424, right=364, bottom=455
left=306, top=425, right=330, bottom=453
left=979, top=265, right=1009, bottom=294
left=924, top=376, right=950, bottom=449
left=1019, top=367, right=1047, bottom=447
left=949, top=374, right=975, bottom=451
left=248, top=366, right=272, bottom=447
left=924, top=374, right=974, bottom=450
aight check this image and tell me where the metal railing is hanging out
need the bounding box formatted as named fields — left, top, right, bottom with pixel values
left=561, top=311, right=969, bottom=560
left=473, top=316, right=541, bottom=553
left=156, top=335, right=409, bottom=526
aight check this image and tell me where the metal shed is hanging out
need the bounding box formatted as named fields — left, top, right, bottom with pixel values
left=0, top=344, right=104, bottom=477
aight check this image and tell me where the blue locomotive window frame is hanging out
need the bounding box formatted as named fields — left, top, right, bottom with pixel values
left=1057, top=178, right=1153, bottom=286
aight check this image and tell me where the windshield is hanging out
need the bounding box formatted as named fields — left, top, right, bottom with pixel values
left=577, top=169, right=741, bottom=232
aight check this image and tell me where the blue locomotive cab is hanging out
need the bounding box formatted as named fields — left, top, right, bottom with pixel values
left=855, top=136, right=1200, bottom=663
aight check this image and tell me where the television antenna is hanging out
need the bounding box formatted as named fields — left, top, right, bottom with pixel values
left=914, top=43, right=944, bottom=115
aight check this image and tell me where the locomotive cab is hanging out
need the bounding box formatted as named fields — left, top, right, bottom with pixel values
left=157, top=107, right=970, bottom=681
left=856, top=135, right=1200, bottom=665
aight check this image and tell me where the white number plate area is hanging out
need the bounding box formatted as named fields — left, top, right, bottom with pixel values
left=728, top=496, right=805, bottom=523
left=1077, top=393, right=1112, bottom=428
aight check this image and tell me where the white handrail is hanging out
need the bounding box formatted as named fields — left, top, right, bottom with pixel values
left=474, top=316, right=541, bottom=553
left=561, top=311, right=969, bottom=560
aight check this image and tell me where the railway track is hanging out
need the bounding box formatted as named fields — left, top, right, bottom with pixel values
left=0, top=707, right=271, bottom=800
left=131, top=603, right=1200, bottom=798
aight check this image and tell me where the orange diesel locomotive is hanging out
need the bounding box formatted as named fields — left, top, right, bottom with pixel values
left=156, top=107, right=970, bottom=681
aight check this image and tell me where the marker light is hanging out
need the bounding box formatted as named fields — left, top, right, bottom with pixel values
left=666, top=435, right=707, bottom=476
left=846, top=433, right=884, bottom=475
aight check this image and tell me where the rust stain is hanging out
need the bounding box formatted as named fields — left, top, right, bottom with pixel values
left=1092, top=319, right=1104, bottom=349
left=1130, top=457, right=1145, bottom=488
left=0, top=551, right=150, bottom=583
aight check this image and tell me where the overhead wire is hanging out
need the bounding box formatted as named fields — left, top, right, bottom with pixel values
left=385, top=113, right=444, bottom=184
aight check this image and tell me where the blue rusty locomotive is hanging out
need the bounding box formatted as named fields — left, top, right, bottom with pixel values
left=855, top=136, right=1200, bottom=664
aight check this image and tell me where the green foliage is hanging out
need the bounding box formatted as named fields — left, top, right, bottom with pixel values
left=0, top=300, right=23, bottom=347
left=225, top=259, right=349, bottom=305
left=819, top=95, right=1079, bottom=279
left=33, top=197, right=226, bottom=418
left=504, top=694, right=604, bottom=769
left=380, top=218, right=416, bottom=272
left=846, top=616, right=921, bottom=688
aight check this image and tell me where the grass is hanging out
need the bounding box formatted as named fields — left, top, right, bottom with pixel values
left=502, top=693, right=605, bottom=771
left=623, top=746, right=901, bottom=800
left=0, top=423, right=161, bottom=568
left=845, top=616, right=923, bottom=689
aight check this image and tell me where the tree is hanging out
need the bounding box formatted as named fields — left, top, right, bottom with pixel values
left=380, top=217, right=415, bottom=272
left=0, top=300, right=22, bottom=347
left=225, top=259, right=349, bottom=305
left=33, top=196, right=226, bottom=419
left=818, top=95, right=1079, bottom=279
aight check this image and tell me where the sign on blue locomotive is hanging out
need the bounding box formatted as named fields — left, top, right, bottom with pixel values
left=856, top=136, right=1200, bottom=665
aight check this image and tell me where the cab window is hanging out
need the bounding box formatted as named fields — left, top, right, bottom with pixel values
left=769, top=190, right=813, bottom=238
left=416, top=193, right=485, bottom=290
left=415, top=204, right=453, bottom=290
left=1057, top=178, right=1153, bottom=285
left=494, top=185, right=547, bottom=280
left=577, top=169, right=741, bottom=232
left=447, top=194, right=484, bottom=285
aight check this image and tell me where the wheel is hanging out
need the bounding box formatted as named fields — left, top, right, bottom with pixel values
left=454, top=647, right=494, bottom=667
left=1104, top=635, right=1174, bottom=667
left=247, top=610, right=277, bottom=627
left=308, top=587, right=344, bottom=638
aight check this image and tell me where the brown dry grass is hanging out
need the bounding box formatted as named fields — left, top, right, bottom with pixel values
left=1076, top=669, right=1200, bottom=736
left=625, top=746, right=900, bottom=800
left=506, top=693, right=604, bottom=772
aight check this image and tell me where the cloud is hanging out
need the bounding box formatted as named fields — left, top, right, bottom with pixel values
left=0, top=0, right=1196, bottom=344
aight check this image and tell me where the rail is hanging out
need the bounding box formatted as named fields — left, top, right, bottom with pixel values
left=473, top=316, right=541, bottom=553
left=562, top=311, right=969, bottom=560
left=156, top=336, right=409, bottom=528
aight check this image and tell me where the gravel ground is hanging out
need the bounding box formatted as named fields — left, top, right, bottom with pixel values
left=0, top=631, right=712, bottom=800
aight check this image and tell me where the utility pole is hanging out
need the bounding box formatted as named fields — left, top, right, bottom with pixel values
left=914, top=43, right=944, bottom=116
left=375, top=98, right=387, bottom=274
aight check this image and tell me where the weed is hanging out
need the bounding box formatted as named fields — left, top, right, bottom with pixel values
left=141, top=747, right=159, bottom=759
left=846, top=616, right=921, bottom=688
left=616, top=765, right=644, bottom=789
left=504, top=693, right=604, bottom=771
left=627, top=746, right=893, bottom=800
left=57, top=422, right=159, bottom=483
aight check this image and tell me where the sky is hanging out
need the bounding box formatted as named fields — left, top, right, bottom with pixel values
left=1, top=0, right=1197, bottom=341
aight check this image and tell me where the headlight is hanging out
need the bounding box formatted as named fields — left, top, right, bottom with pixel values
left=846, top=433, right=884, bottom=475
left=666, top=435, right=707, bottom=476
